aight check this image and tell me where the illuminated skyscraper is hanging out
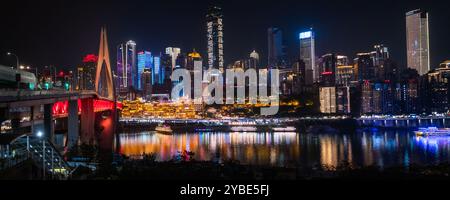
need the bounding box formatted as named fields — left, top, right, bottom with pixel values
left=320, top=87, right=336, bottom=113
left=166, top=47, right=181, bottom=71
left=355, top=52, right=375, bottom=81
left=152, top=56, right=164, bottom=85
left=299, top=29, right=316, bottom=84
left=137, top=51, right=153, bottom=90
left=268, top=27, right=285, bottom=68
left=141, top=68, right=152, bottom=100
left=206, top=6, right=224, bottom=70
left=249, top=50, right=260, bottom=70
left=78, top=54, right=98, bottom=90
left=318, top=53, right=337, bottom=86
left=187, top=50, right=202, bottom=71
left=406, top=9, right=430, bottom=75
left=117, top=40, right=137, bottom=89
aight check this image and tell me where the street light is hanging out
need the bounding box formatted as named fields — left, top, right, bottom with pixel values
left=7, top=52, right=19, bottom=70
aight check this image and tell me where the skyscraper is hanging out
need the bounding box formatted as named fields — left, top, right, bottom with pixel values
left=206, top=6, right=224, bottom=70
left=406, top=9, right=430, bottom=75
left=117, top=40, right=137, bottom=90
left=152, top=56, right=164, bottom=85
left=141, top=68, right=152, bottom=100
left=320, top=87, right=336, bottom=114
left=318, top=53, right=337, bottom=86
left=249, top=50, right=260, bottom=70
left=166, top=47, right=181, bottom=71
left=78, top=54, right=98, bottom=90
left=268, top=27, right=284, bottom=68
left=299, top=29, right=316, bottom=84
left=137, top=51, right=153, bottom=90
left=187, top=50, right=202, bottom=71
left=355, top=53, right=375, bottom=81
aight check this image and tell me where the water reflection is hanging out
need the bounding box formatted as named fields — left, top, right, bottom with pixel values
left=118, top=129, right=450, bottom=168
left=119, top=132, right=300, bottom=167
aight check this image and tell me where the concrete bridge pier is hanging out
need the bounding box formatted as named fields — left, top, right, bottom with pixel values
left=43, top=104, right=54, bottom=142
left=30, top=105, right=41, bottom=136
left=67, top=100, right=79, bottom=149
left=80, top=98, right=95, bottom=145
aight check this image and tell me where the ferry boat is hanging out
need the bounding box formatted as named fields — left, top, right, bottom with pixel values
left=155, top=124, right=173, bottom=135
left=272, top=126, right=296, bottom=132
left=230, top=126, right=257, bottom=132
left=415, top=127, right=450, bottom=137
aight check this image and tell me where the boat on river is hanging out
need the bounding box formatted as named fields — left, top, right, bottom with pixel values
left=272, top=126, right=296, bottom=132
left=155, top=124, right=173, bottom=135
left=415, top=127, right=450, bottom=137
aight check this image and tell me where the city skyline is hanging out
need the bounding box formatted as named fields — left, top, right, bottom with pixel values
left=1, top=0, right=450, bottom=182
left=1, top=0, right=449, bottom=71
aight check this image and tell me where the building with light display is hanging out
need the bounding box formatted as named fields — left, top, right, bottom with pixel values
left=117, top=40, right=137, bottom=91
left=300, top=29, right=316, bottom=84
left=77, top=54, right=98, bottom=90
left=152, top=56, right=164, bottom=85
left=320, top=86, right=336, bottom=113
left=137, top=51, right=153, bottom=90
left=141, top=68, right=152, bottom=100
left=406, top=9, right=430, bottom=75
left=166, top=47, right=181, bottom=71
left=318, top=53, right=337, bottom=87
left=206, top=6, right=224, bottom=70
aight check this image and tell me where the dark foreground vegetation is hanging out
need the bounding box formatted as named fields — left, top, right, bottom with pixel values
left=70, top=152, right=450, bottom=180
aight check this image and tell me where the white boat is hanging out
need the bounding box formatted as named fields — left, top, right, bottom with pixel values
left=415, top=127, right=450, bottom=137
left=230, top=126, right=257, bottom=132
left=272, top=126, right=296, bottom=132
left=155, top=124, right=173, bottom=134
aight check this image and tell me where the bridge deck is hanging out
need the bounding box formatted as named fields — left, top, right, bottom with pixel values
left=0, top=90, right=98, bottom=108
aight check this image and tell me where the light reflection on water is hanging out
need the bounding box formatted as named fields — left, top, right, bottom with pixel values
left=118, top=129, right=450, bottom=168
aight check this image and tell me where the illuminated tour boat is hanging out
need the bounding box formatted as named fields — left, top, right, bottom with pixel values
left=155, top=124, right=173, bottom=135
left=415, top=127, right=450, bottom=137
left=230, top=126, right=258, bottom=132
left=272, top=126, right=297, bottom=132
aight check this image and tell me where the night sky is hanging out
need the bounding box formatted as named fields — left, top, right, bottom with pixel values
left=1, top=0, right=449, bottom=71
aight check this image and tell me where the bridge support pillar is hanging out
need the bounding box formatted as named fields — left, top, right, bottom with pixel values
left=80, top=98, right=95, bottom=145
left=30, top=105, right=40, bottom=136
left=43, top=104, right=54, bottom=142
left=0, top=107, right=8, bottom=130
left=67, top=100, right=79, bottom=149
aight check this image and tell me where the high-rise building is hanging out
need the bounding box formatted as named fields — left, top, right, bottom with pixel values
left=187, top=50, right=202, bottom=71
left=355, top=53, right=375, bottom=81
left=186, top=49, right=203, bottom=71
left=206, top=6, right=224, bottom=70
left=372, top=44, right=390, bottom=80
left=137, top=51, right=153, bottom=90
left=268, top=27, right=285, bottom=68
left=423, top=60, right=450, bottom=113
left=373, top=44, right=390, bottom=66
left=406, top=9, right=430, bottom=75
left=249, top=50, right=260, bottom=69
left=117, top=40, right=137, bottom=90
left=336, top=55, right=349, bottom=66
left=320, top=87, right=336, bottom=114
left=77, top=54, right=98, bottom=90
left=300, top=29, right=316, bottom=83
left=361, top=81, right=373, bottom=114
left=336, top=86, right=351, bottom=114
left=318, top=53, right=336, bottom=86
left=141, top=68, right=152, bottom=100
left=152, top=56, right=164, bottom=85
left=166, top=47, right=181, bottom=71
left=336, top=65, right=357, bottom=86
